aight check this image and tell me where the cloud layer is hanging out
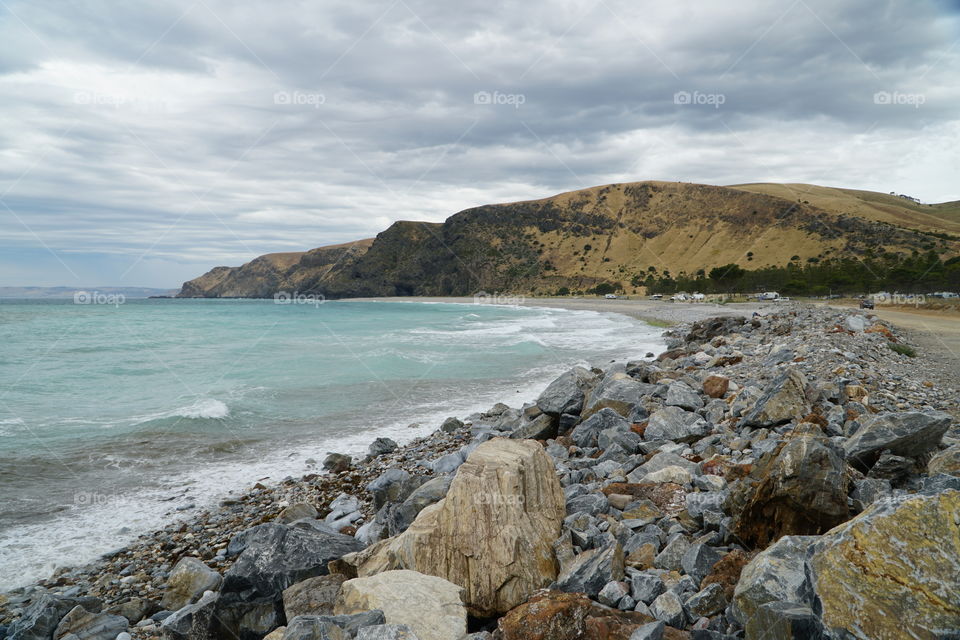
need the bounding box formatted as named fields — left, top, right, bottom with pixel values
left=1, top=0, right=958, bottom=286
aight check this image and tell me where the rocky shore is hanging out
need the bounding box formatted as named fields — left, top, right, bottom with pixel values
left=2, top=305, right=959, bottom=640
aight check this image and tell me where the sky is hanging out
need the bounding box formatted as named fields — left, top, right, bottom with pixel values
left=1, top=0, right=958, bottom=288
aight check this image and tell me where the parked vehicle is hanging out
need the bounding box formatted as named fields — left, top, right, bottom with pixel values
left=604, top=293, right=618, bottom=299
left=860, top=299, right=875, bottom=309
left=650, top=294, right=663, bottom=300
left=758, top=291, right=780, bottom=301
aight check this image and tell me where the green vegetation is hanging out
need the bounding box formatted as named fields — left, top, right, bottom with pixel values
left=643, top=251, right=960, bottom=295
left=888, top=342, right=917, bottom=357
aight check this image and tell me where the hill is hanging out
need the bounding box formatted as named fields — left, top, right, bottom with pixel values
left=177, top=181, right=960, bottom=298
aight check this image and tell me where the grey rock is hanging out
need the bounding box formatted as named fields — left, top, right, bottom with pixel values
left=509, top=413, right=557, bottom=441
left=649, top=591, right=685, bottom=628
left=7, top=594, right=103, bottom=640
left=665, top=382, right=704, bottom=411
left=554, top=540, right=624, bottom=597
left=566, top=493, right=608, bottom=516
left=629, top=572, right=665, bottom=605
left=845, top=411, right=952, bottom=470
left=429, top=451, right=464, bottom=474
left=282, top=617, right=347, bottom=640
left=745, top=602, right=824, bottom=640
left=598, top=427, right=643, bottom=455
left=731, top=535, right=816, bottom=625
left=644, top=407, right=708, bottom=444
left=536, top=367, right=597, bottom=416
left=378, top=475, right=453, bottom=537
left=161, top=558, right=222, bottom=611
left=629, top=621, right=665, bottom=640
left=53, top=608, right=127, bottom=640
left=440, top=417, right=463, bottom=433
left=161, top=591, right=218, bottom=640
left=867, top=453, right=914, bottom=483
left=684, top=583, right=727, bottom=618
left=308, top=612, right=386, bottom=637
left=278, top=504, right=320, bottom=525
left=325, top=494, right=362, bottom=523
left=217, top=524, right=364, bottom=640
left=741, top=369, right=810, bottom=428
left=843, top=315, right=866, bottom=332
left=323, top=453, right=352, bottom=473
left=681, top=544, right=722, bottom=584
left=368, top=438, right=399, bottom=457
left=597, top=581, right=630, bottom=607
left=582, top=375, right=652, bottom=422
left=653, top=535, right=690, bottom=572
left=355, top=625, right=419, bottom=640
left=627, top=452, right=699, bottom=482
left=366, top=470, right=428, bottom=511
left=571, top=409, right=631, bottom=448
left=282, top=575, right=347, bottom=618
left=850, top=477, right=891, bottom=512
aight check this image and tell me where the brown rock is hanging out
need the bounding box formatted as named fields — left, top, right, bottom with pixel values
left=624, top=543, right=657, bottom=569
left=700, top=549, right=752, bottom=602
left=601, top=483, right=685, bottom=516
left=282, top=574, right=347, bottom=618
left=728, top=425, right=850, bottom=548
left=702, top=376, right=730, bottom=399
left=343, top=438, right=565, bottom=617
left=496, top=590, right=689, bottom=640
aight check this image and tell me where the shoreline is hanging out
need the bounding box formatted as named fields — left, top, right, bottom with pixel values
left=0, top=301, right=667, bottom=594
left=2, top=302, right=958, bottom=639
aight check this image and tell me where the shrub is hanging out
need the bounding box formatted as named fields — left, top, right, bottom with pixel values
left=888, top=342, right=917, bottom=357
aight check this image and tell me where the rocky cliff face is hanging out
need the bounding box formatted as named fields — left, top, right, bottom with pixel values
left=178, top=181, right=959, bottom=298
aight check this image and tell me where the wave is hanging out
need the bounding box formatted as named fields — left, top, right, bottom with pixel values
left=131, top=398, right=229, bottom=424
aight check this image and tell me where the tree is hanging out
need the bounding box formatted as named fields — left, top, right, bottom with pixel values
left=592, top=282, right=616, bottom=295
left=556, top=286, right=570, bottom=296
left=709, top=264, right=746, bottom=290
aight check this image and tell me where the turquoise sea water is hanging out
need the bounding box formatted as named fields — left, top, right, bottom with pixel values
left=0, top=298, right=664, bottom=589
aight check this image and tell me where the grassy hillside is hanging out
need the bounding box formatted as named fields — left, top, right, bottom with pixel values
left=178, top=181, right=960, bottom=298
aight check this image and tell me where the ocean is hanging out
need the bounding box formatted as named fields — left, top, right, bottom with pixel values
left=0, top=298, right=664, bottom=589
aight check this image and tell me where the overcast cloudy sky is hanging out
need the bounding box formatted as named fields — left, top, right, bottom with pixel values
left=1, top=0, right=958, bottom=287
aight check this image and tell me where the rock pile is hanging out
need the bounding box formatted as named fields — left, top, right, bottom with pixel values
left=2, top=306, right=958, bottom=640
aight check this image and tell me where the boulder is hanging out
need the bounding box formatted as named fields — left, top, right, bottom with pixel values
left=344, top=439, right=565, bottom=617
left=554, top=540, right=624, bottom=597
left=53, top=607, right=127, bottom=640
left=440, top=417, right=463, bottom=433
left=104, top=598, right=160, bottom=625
left=664, top=382, right=703, bottom=411
left=744, top=602, right=824, bottom=640
left=354, top=626, right=419, bottom=640
left=510, top=413, right=558, bottom=441
left=729, top=426, right=848, bottom=547
left=161, top=591, right=218, bottom=640
left=278, top=504, right=320, bottom=525
left=366, top=470, right=427, bottom=511
left=649, top=592, right=684, bottom=629
left=683, top=583, right=726, bottom=618
left=680, top=544, right=721, bottom=584
left=368, top=437, right=398, bottom=457
left=216, top=523, right=364, bottom=640
left=495, top=591, right=684, bottom=640
left=571, top=409, right=631, bottom=449
left=731, top=535, right=816, bottom=625
left=741, top=369, right=810, bottom=428
left=283, top=575, right=348, bottom=618
left=281, top=617, right=347, bottom=640
left=929, top=443, right=960, bottom=476
left=377, top=475, right=454, bottom=538
left=7, top=595, right=103, bottom=640
left=808, top=489, right=960, bottom=639
left=643, top=407, right=708, bottom=444
left=702, top=376, right=729, bottom=400
left=323, top=453, right=352, bottom=473
left=582, top=374, right=652, bottom=422
left=536, top=366, right=598, bottom=416
left=161, top=557, right=222, bottom=611
left=629, top=621, right=665, bottom=640
left=334, top=571, right=465, bottom=640
left=844, top=411, right=952, bottom=471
